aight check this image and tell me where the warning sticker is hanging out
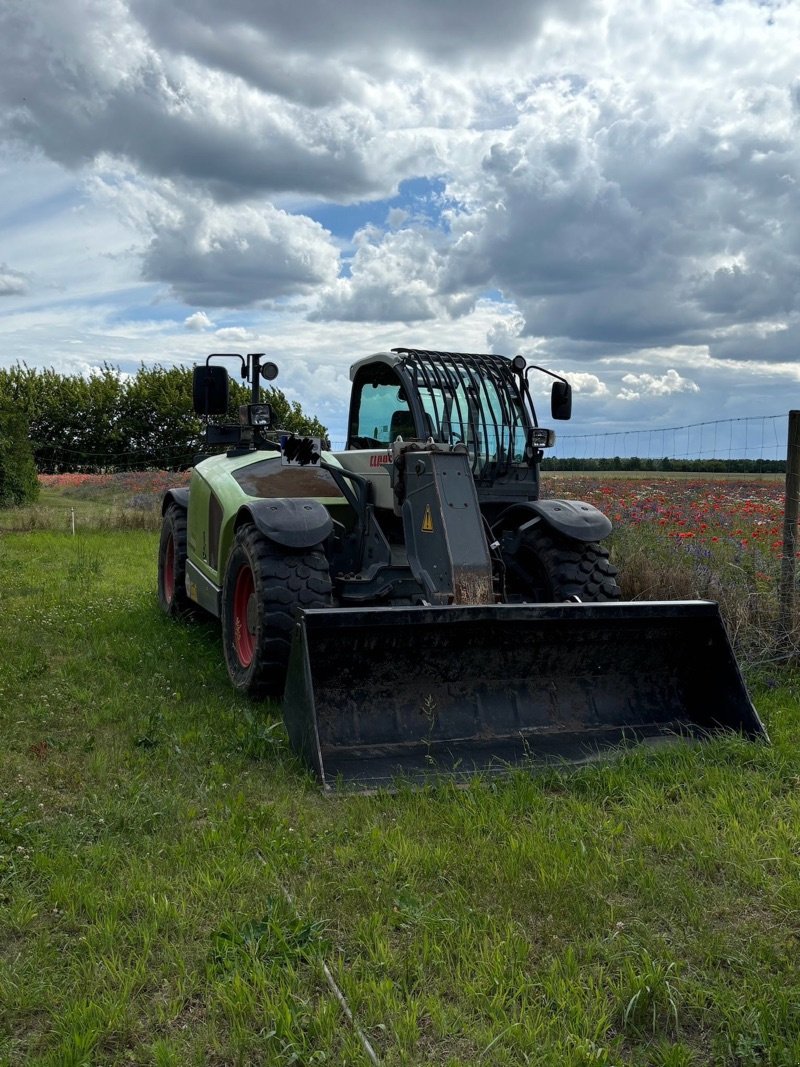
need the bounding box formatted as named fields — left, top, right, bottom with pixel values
left=421, top=505, right=434, bottom=533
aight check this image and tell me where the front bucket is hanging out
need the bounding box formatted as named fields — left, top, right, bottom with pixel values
left=282, top=602, right=767, bottom=791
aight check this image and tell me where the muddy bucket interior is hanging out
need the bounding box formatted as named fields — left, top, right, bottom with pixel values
left=282, top=602, right=766, bottom=791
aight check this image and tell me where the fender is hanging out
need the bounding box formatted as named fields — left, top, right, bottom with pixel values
left=237, top=497, right=333, bottom=550
left=161, top=487, right=189, bottom=515
left=494, top=499, right=612, bottom=543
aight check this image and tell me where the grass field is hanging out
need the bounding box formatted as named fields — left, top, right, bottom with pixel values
left=2, top=476, right=800, bottom=1065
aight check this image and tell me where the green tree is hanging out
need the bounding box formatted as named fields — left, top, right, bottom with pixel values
left=0, top=362, right=329, bottom=472
left=117, top=365, right=203, bottom=469
left=0, top=404, right=39, bottom=506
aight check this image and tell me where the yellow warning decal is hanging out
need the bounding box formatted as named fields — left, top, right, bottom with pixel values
left=422, top=505, right=434, bottom=533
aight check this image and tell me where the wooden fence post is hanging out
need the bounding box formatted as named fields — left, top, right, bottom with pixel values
left=779, top=410, right=800, bottom=643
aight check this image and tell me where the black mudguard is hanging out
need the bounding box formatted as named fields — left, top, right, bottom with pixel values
left=239, top=497, right=333, bottom=551
left=162, top=488, right=189, bottom=515
left=495, top=499, right=612, bottom=542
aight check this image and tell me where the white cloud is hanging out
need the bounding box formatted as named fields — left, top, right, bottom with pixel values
left=563, top=372, right=609, bottom=397
left=313, top=226, right=456, bottom=323
left=214, top=326, right=252, bottom=342
left=617, top=369, right=700, bottom=401
left=184, top=310, right=213, bottom=330
left=140, top=195, right=340, bottom=306
left=486, top=313, right=525, bottom=356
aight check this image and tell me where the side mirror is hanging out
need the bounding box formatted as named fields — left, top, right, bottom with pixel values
left=551, top=380, right=572, bottom=421
left=193, top=365, right=229, bottom=416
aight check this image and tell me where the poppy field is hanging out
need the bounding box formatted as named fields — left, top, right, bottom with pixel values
left=544, top=475, right=787, bottom=563
left=541, top=475, right=793, bottom=659
left=1, top=470, right=193, bottom=533
left=38, top=469, right=192, bottom=508
left=33, top=468, right=789, bottom=551
left=31, top=468, right=791, bottom=560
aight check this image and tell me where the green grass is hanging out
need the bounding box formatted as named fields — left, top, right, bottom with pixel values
left=2, top=527, right=800, bottom=1065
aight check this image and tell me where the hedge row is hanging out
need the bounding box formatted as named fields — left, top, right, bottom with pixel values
left=0, top=364, right=327, bottom=473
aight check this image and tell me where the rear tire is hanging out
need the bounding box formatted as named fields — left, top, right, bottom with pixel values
left=502, top=525, right=621, bottom=603
left=222, top=524, right=332, bottom=698
left=158, top=506, right=194, bottom=617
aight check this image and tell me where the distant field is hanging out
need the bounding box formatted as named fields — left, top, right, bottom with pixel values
left=0, top=471, right=191, bottom=533
left=543, top=469, right=784, bottom=482
left=1, top=473, right=799, bottom=1064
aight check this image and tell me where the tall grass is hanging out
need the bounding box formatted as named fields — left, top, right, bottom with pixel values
left=0, top=504, right=161, bottom=533
left=610, top=523, right=795, bottom=664
left=0, top=474, right=179, bottom=532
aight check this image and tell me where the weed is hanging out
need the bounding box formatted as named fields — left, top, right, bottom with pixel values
left=234, top=706, right=286, bottom=760
left=135, top=707, right=165, bottom=749
left=420, top=693, right=438, bottom=766
left=620, top=951, right=680, bottom=1035
left=66, top=542, right=103, bottom=581
left=209, top=898, right=327, bottom=975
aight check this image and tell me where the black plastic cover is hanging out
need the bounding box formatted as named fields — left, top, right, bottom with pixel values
left=161, top=487, right=189, bottom=515
left=243, top=497, right=334, bottom=550
left=525, top=498, right=613, bottom=541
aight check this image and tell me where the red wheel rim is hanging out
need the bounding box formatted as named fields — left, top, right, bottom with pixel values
left=164, top=532, right=175, bottom=604
left=233, top=564, right=255, bottom=667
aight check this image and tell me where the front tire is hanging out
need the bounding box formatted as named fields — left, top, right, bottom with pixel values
left=222, top=525, right=332, bottom=698
left=502, top=524, right=621, bottom=603
left=158, top=506, right=193, bottom=617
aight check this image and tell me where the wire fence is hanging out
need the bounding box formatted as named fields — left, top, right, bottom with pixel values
left=33, top=443, right=199, bottom=473
left=550, top=414, right=788, bottom=462
left=30, top=414, right=791, bottom=471
left=329, top=414, right=789, bottom=466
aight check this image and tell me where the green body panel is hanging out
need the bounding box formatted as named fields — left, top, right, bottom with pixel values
left=186, top=449, right=348, bottom=587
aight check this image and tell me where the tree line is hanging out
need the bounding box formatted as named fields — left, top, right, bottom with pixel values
left=541, top=456, right=786, bottom=473
left=0, top=363, right=328, bottom=475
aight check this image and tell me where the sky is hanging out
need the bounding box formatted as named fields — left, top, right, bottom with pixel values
left=0, top=0, right=798, bottom=452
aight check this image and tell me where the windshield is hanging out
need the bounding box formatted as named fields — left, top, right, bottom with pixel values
left=408, top=354, right=530, bottom=470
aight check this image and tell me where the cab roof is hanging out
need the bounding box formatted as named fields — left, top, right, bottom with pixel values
left=348, top=351, right=401, bottom=382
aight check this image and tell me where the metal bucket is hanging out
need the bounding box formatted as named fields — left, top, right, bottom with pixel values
left=282, top=601, right=767, bottom=791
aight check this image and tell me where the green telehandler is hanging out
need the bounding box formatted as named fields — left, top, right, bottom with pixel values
left=159, top=349, right=766, bottom=790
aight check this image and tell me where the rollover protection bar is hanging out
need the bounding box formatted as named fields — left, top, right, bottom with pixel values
left=282, top=601, right=767, bottom=792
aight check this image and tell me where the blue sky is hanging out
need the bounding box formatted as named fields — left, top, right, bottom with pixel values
left=0, top=0, right=798, bottom=452
left=303, top=178, right=448, bottom=242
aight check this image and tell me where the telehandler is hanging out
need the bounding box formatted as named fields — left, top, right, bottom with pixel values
left=159, top=349, right=765, bottom=789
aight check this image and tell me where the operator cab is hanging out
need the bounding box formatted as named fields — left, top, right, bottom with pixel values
left=347, top=349, right=560, bottom=470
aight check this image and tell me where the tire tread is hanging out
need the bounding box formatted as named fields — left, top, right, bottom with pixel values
left=222, top=526, right=332, bottom=698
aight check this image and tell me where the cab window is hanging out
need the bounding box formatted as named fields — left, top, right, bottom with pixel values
left=348, top=368, right=414, bottom=447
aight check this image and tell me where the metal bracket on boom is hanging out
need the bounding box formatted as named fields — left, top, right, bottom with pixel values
left=390, top=442, right=494, bottom=605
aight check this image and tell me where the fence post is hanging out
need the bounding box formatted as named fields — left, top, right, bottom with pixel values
left=778, top=410, right=800, bottom=643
